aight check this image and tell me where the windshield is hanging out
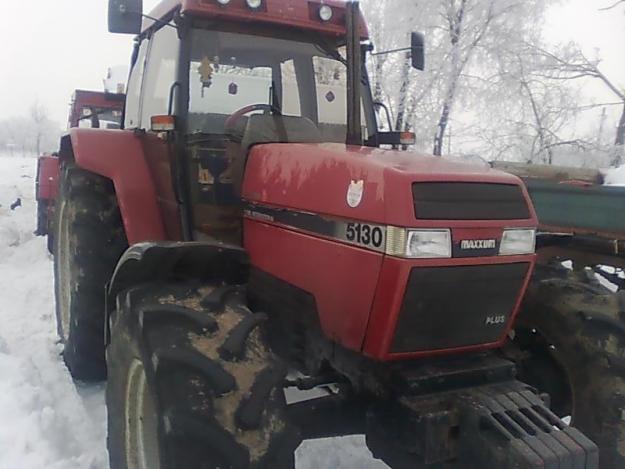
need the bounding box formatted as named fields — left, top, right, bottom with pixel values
left=76, top=106, right=123, bottom=130
left=188, top=29, right=373, bottom=143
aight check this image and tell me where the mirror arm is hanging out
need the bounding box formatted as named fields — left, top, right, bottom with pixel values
left=141, top=13, right=178, bottom=30
left=371, top=46, right=411, bottom=57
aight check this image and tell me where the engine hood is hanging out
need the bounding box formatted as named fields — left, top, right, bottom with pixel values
left=241, top=143, right=536, bottom=227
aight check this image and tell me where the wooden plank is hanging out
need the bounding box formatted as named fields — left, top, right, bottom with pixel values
left=492, top=161, right=603, bottom=184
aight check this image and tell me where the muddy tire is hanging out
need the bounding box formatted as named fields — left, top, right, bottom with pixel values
left=36, top=199, right=48, bottom=236
left=54, top=163, right=127, bottom=381
left=511, top=266, right=625, bottom=468
left=106, top=282, right=300, bottom=469
left=47, top=232, right=54, bottom=256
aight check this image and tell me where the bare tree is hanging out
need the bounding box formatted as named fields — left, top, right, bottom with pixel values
left=30, top=102, right=49, bottom=156
left=361, top=0, right=582, bottom=163
left=432, top=0, right=536, bottom=156
left=0, top=102, right=60, bottom=157
left=531, top=44, right=625, bottom=157
left=600, top=0, right=625, bottom=11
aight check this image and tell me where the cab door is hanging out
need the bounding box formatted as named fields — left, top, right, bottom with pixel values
left=124, top=25, right=184, bottom=241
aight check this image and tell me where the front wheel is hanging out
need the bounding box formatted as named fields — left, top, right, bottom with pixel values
left=510, top=266, right=625, bottom=469
left=106, top=282, right=300, bottom=469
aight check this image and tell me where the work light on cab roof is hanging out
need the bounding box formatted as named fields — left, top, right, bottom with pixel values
left=319, top=4, right=333, bottom=21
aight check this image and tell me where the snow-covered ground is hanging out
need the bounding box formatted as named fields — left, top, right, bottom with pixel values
left=604, top=164, right=625, bottom=186
left=0, top=156, right=108, bottom=469
left=0, top=156, right=386, bottom=469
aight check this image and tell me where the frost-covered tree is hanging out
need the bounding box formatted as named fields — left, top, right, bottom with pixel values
left=361, top=0, right=554, bottom=156
left=0, top=103, right=60, bottom=157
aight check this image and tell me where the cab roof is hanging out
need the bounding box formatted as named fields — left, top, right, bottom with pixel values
left=143, top=0, right=368, bottom=38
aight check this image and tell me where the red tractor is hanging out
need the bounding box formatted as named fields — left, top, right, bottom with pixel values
left=35, top=89, right=124, bottom=251
left=51, top=0, right=618, bottom=467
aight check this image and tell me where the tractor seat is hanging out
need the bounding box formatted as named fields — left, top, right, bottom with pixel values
left=240, top=114, right=322, bottom=149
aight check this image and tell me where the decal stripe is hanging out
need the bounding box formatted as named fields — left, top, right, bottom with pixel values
left=245, top=204, right=504, bottom=258
left=244, top=205, right=387, bottom=253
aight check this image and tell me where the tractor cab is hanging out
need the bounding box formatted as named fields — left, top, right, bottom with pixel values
left=109, top=0, right=422, bottom=243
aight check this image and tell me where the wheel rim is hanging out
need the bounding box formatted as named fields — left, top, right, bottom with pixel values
left=57, top=199, right=72, bottom=343
left=125, top=360, right=161, bottom=469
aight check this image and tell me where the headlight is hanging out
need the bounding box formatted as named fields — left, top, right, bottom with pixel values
left=246, top=0, right=262, bottom=9
left=499, top=229, right=536, bottom=255
left=216, top=0, right=231, bottom=4
left=386, top=228, right=451, bottom=259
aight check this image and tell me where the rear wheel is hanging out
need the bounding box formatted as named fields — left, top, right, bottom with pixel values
left=54, top=163, right=127, bottom=381
left=106, top=282, right=300, bottom=469
left=46, top=201, right=56, bottom=255
left=510, top=266, right=625, bottom=468
left=35, top=199, right=48, bottom=236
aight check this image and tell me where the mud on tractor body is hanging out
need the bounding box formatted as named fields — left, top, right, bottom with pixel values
left=50, top=1, right=621, bottom=467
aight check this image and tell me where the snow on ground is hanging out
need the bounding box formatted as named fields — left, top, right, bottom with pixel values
left=603, top=165, right=625, bottom=186
left=0, top=155, right=387, bottom=469
left=0, top=156, right=108, bottom=469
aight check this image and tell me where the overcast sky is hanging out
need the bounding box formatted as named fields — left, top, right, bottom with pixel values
left=0, top=0, right=623, bottom=127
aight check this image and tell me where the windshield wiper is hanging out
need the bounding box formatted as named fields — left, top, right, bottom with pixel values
left=313, top=36, right=347, bottom=65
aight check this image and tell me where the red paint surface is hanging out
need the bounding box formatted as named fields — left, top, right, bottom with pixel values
left=244, top=218, right=383, bottom=351
left=243, top=143, right=538, bottom=229
left=36, top=156, right=60, bottom=201
left=69, top=128, right=167, bottom=244
left=140, top=134, right=183, bottom=241
left=242, top=142, right=538, bottom=360
left=145, top=0, right=368, bottom=38
left=363, top=254, right=536, bottom=361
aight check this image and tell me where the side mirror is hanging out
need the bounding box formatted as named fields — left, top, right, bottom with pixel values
left=411, top=32, right=425, bottom=71
left=108, top=0, right=143, bottom=34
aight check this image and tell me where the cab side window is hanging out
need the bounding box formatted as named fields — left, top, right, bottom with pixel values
left=124, top=40, right=149, bottom=129
left=141, top=25, right=180, bottom=128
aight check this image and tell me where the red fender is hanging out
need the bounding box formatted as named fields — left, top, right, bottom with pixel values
left=67, top=128, right=167, bottom=244
left=36, top=156, right=60, bottom=201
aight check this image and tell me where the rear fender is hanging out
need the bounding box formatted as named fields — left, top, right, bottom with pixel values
left=105, top=242, right=249, bottom=343
left=60, top=128, right=167, bottom=244
left=36, top=156, right=60, bottom=201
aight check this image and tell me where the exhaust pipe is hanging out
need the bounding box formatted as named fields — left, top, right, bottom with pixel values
left=345, top=1, right=362, bottom=146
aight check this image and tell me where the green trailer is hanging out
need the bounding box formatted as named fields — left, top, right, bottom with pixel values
left=493, top=161, right=625, bottom=269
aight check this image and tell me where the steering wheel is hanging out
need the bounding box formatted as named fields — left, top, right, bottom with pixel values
left=224, top=104, right=281, bottom=133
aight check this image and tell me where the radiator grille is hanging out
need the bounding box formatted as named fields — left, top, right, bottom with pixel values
left=412, top=183, right=530, bottom=220
left=391, top=263, right=529, bottom=353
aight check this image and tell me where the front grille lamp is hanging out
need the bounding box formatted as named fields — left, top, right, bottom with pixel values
left=386, top=228, right=452, bottom=259
left=499, top=229, right=536, bottom=255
